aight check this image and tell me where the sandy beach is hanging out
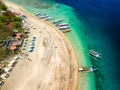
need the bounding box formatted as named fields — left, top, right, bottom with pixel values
left=1, top=0, right=78, bottom=90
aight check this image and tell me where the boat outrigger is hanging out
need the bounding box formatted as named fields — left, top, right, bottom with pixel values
left=89, top=49, right=101, bottom=58
left=78, top=67, right=97, bottom=72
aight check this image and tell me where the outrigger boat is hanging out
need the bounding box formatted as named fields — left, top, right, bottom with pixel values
left=57, top=23, right=68, bottom=26
left=89, top=49, right=101, bottom=58
left=63, top=30, right=71, bottom=33
left=59, top=26, right=69, bottom=30
left=35, top=13, right=41, bottom=16
left=38, top=15, right=48, bottom=19
left=45, top=17, right=53, bottom=20
left=53, top=19, right=63, bottom=24
left=78, top=67, right=97, bottom=72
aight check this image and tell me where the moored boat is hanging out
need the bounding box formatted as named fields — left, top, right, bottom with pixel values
left=59, top=26, right=69, bottom=30
left=78, top=67, right=97, bottom=72
left=57, top=23, right=68, bottom=26
left=35, top=13, right=41, bottom=16
left=89, top=49, right=101, bottom=58
left=38, top=15, right=48, bottom=19
left=53, top=19, right=63, bottom=24
left=45, top=17, right=53, bottom=20
left=63, top=30, right=71, bottom=33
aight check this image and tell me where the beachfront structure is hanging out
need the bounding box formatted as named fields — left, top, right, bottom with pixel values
left=53, top=19, right=63, bottom=24
left=59, top=26, right=69, bottom=30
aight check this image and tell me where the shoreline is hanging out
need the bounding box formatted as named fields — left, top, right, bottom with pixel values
left=1, top=0, right=78, bottom=90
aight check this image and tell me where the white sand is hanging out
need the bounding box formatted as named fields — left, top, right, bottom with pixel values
left=1, top=1, right=78, bottom=90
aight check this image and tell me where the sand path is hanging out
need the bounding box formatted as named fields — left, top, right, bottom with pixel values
left=1, top=1, right=78, bottom=90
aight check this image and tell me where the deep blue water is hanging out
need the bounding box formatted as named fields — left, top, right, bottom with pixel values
left=54, top=0, right=120, bottom=90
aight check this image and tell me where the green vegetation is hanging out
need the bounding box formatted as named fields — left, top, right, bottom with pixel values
left=0, top=1, right=23, bottom=60
left=0, top=1, right=7, bottom=10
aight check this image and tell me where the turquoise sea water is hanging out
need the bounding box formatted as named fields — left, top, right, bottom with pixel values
left=6, top=0, right=118, bottom=90
left=53, top=0, right=120, bottom=90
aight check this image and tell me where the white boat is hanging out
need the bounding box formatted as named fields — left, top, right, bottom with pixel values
left=45, top=17, right=53, bottom=20
left=58, top=23, right=68, bottom=26
left=59, top=26, right=69, bottom=30
left=38, top=15, right=48, bottom=19
left=53, top=19, right=63, bottom=24
left=35, top=13, right=41, bottom=16
left=89, top=50, right=101, bottom=58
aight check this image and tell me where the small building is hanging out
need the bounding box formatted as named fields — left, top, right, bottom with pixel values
left=17, top=40, right=23, bottom=46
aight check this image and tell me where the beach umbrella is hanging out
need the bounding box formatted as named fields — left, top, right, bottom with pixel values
left=30, top=44, right=34, bottom=46
left=29, top=45, right=34, bottom=47
left=15, top=12, right=21, bottom=15
left=29, top=46, right=34, bottom=48
left=28, top=50, right=32, bottom=52
left=23, top=15, right=27, bottom=18
left=19, top=16, right=24, bottom=20
left=32, top=39, right=35, bottom=41
left=24, top=42, right=27, bottom=44
left=30, top=42, right=34, bottom=44
left=30, top=45, right=34, bottom=47
left=23, top=45, right=26, bottom=47
left=32, top=36, right=36, bottom=39
left=22, top=48, right=26, bottom=50
left=28, top=49, right=33, bottom=52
